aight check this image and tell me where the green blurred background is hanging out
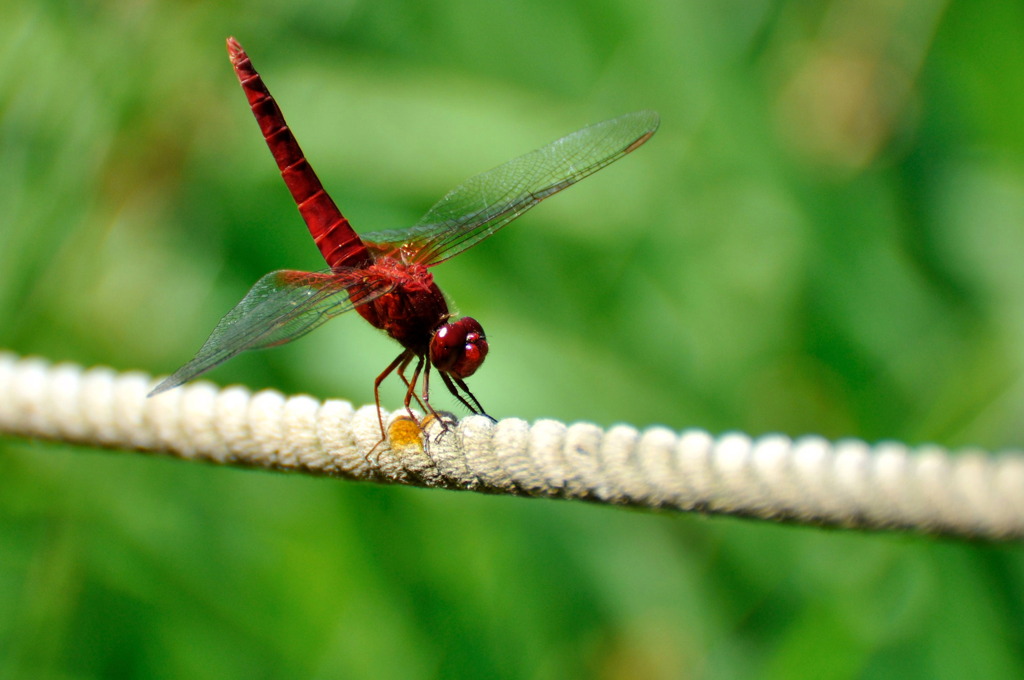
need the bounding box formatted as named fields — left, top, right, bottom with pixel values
left=2, top=0, right=1023, bottom=677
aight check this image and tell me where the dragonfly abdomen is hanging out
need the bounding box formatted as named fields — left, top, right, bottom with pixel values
left=227, top=38, right=370, bottom=270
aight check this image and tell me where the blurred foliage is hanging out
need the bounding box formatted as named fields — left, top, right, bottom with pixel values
left=2, top=0, right=1024, bottom=677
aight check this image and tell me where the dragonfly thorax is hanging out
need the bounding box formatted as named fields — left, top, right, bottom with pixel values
left=353, top=258, right=447, bottom=350
left=430, top=317, right=488, bottom=379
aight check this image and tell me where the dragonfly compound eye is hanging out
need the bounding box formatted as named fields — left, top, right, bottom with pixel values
left=430, top=317, right=488, bottom=378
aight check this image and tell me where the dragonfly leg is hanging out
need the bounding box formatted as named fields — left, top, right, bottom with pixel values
left=396, top=353, right=429, bottom=414
left=421, top=366, right=465, bottom=442
left=373, top=349, right=415, bottom=442
left=420, top=362, right=432, bottom=414
left=402, top=357, right=454, bottom=437
left=438, top=371, right=494, bottom=421
left=401, top=354, right=425, bottom=420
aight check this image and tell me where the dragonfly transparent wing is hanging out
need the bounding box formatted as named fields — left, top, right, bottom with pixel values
left=362, top=110, right=659, bottom=266
left=149, top=269, right=391, bottom=396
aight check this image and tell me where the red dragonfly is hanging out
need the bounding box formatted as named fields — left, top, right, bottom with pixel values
left=150, top=38, right=659, bottom=436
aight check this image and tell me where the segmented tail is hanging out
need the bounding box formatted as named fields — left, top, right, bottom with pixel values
left=227, top=37, right=370, bottom=270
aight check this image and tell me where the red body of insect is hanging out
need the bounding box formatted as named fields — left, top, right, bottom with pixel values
left=150, top=37, right=659, bottom=437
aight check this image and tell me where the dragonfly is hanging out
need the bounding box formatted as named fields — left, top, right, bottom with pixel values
left=149, top=37, right=659, bottom=438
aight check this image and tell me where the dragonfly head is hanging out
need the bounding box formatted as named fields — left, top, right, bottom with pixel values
left=430, top=317, right=488, bottom=379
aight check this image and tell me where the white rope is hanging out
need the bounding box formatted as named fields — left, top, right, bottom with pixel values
left=1, top=350, right=1022, bottom=540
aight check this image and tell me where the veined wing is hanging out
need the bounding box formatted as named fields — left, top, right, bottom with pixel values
left=362, top=110, right=659, bottom=266
left=148, top=269, right=391, bottom=396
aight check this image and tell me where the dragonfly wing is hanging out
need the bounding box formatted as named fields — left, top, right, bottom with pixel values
left=149, top=269, right=390, bottom=396
left=361, top=110, right=659, bottom=266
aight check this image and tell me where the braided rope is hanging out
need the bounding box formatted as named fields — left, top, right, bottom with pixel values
left=1, top=351, right=1021, bottom=540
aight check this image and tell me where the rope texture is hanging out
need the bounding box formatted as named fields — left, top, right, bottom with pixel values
left=1, top=351, right=1022, bottom=540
